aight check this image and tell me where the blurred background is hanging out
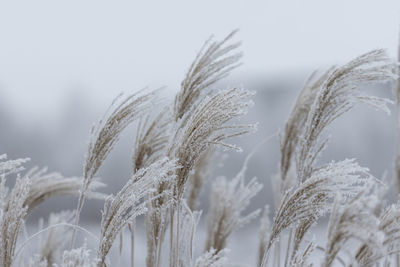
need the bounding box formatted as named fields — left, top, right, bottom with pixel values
left=1, top=0, right=400, bottom=265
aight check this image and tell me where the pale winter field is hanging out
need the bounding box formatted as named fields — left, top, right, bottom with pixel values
left=1, top=31, right=400, bottom=267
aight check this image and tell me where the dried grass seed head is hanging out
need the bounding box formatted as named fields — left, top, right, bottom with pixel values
left=296, top=49, right=396, bottom=184
left=97, top=158, right=177, bottom=266
left=133, top=107, right=171, bottom=174
left=268, top=159, right=372, bottom=251
left=84, top=88, right=160, bottom=188
left=174, top=30, right=242, bottom=121
left=24, top=167, right=105, bottom=213
left=170, top=87, right=255, bottom=199
left=323, top=190, right=383, bottom=267
left=205, top=160, right=262, bottom=252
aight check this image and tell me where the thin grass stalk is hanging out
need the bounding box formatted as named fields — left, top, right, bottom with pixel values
left=276, top=241, right=280, bottom=267
left=284, top=229, right=293, bottom=267
left=393, top=30, right=400, bottom=267
left=14, top=222, right=100, bottom=263
left=70, top=191, right=86, bottom=249
left=169, top=199, right=183, bottom=267
left=395, top=32, right=400, bottom=196
left=128, top=221, right=135, bottom=267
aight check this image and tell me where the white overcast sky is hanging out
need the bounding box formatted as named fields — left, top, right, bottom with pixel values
left=0, top=0, right=400, bottom=121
